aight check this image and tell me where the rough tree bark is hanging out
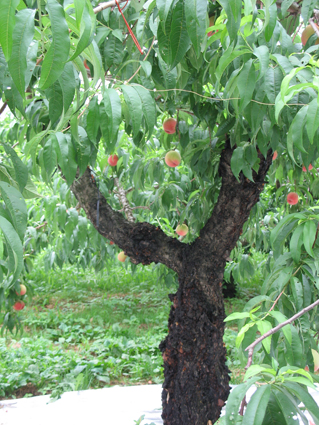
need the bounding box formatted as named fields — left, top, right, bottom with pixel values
left=70, top=142, right=272, bottom=424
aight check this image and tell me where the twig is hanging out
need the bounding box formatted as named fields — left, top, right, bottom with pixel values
left=292, top=21, right=303, bottom=42
left=127, top=36, right=156, bottom=83
left=93, top=0, right=128, bottom=14
left=35, top=222, right=48, bottom=230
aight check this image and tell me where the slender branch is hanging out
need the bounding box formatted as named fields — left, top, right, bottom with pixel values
left=245, top=297, right=319, bottom=369
left=114, top=177, right=135, bottom=222
left=93, top=0, right=128, bottom=14
left=35, top=222, right=48, bottom=230
left=0, top=102, right=7, bottom=116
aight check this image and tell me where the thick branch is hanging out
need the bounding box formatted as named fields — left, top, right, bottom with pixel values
left=114, top=177, right=135, bottom=222
left=194, top=143, right=272, bottom=264
left=70, top=168, right=184, bottom=273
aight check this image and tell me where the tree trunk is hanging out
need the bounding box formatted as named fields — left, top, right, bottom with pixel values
left=70, top=143, right=273, bottom=425
left=160, top=261, right=230, bottom=424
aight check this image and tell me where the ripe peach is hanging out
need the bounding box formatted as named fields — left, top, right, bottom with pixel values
left=118, top=251, right=127, bottom=262
left=272, top=151, right=278, bottom=160
left=302, top=164, right=313, bottom=172
left=176, top=224, right=188, bottom=236
left=163, top=118, right=177, bottom=134
left=165, top=151, right=181, bottom=167
left=301, top=24, right=319, bottom=46
left=287, top=192, right=299, bottom=205
left=108, top=155, right=118, bottom=167
left=16, top=284, right=26, bottom=296
left=13, top=301, right=25, bottom=311
left=84, top=59, right=90, bottom=70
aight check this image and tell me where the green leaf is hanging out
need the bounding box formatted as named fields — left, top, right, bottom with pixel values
left=0, top=216, right=23, bottom=283
left=0, top=182, right=27, bottom=241
left=45, top=79, right=63, bottom=125
left=231, top=146, right=244, bottom=179
left=121, top=85, right=143, bottom=138
left=103, top=88, right=122, bottom=145
left=157, top=0, right=174, bottom=33
left=22, top=177, right=41, bottom=199
left=86, top=96, right=100, bottom=145
left=306, top=98, right=319, bottom=144
left=54, top=132, right=77, bottom=186
left=7, top=9, right=35, bottom=98
left=224, top=312, right=251, bottom=322
left=217, top=0, right=241, bottom=42
left=132, top=85, right=156, bottom=138
left=2, top=143, right=28, bottom=193
left=69, top=1, right=95, bottom=61
left=290, top=224, right=304, bottom=264
left=0, top=0, right=20, bottom=61
left=243, top=385, right=271, bottom=425
left=185, top=0, right=207, bottom=56
left=301, top=0, right=317, bottom=25
left=256, top=320, right=272, bottom=353
left=237, top=59, right=256, bottom=112
left=269, top=311, right=292, bottom=344
left=282, top=381, right=319, bottom=423
left=59, top=62, right=76, bottom=114
left=253, top=45, right=269, bottom=81
left=158, top=0, right=191, bottom=69
left=224, top=377, right=259, bottom=425
left=39, top=0, right=70, bottom=89
left=73, top=125, right=91, bottom=176
left=43, top=136, right=57, bottom=178
left=264, top=3, right=277, bottom=42
left=303, top=220, right=317, bottom=257
left=169, top=3, right=192, bottom=67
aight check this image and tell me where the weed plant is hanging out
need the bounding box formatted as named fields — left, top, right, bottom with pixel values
left=0, top=257, right=259, bottom=399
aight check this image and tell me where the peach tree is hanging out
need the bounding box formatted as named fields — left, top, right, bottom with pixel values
left=1, top=0, right=319, bottom=424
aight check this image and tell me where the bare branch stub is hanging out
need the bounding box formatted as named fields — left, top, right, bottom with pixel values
left=93, top=0, right=128, bottom=14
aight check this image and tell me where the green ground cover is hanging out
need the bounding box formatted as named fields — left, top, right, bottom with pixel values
left=0, top=260, right=251, bottom=400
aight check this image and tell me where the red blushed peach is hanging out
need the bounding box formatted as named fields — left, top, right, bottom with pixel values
left=13, top=301, right=25, bottom=311
left=287, top=192, right=299, bottom=205
left=108, top=155, right=118, bottom=166
left=165, top=151, right=181, bottom=167
left=16, top=284, right=26, bottom=296
left=301, top=24, right=319, bottom=46
left=163, top=118, right=177, bottom=134
left=176, top=224, right=188, bottom=236
left=118, top=251, right=127, bottom=262
left=272, top=151, right=278, bottom=160
left=302, top=164, right=313, bottom=172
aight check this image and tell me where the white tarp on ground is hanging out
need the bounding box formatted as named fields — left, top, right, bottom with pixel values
left=1, top=384, right=319, bottom=425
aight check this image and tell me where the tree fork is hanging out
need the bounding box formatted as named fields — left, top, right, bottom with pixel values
left=160, top=144, right=273, bottom=424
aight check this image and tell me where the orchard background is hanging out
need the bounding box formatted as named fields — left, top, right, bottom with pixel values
left=2, top=0, right=319, bottom=424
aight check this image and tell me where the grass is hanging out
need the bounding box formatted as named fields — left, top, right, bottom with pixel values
left=0, top=260, right=258, bottom=401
